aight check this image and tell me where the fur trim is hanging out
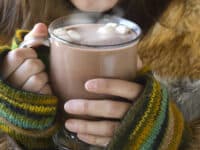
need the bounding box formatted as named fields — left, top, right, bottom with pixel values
left=0, top=131, right=22, bottom=150
left=138, top=0, right=200, bottom=80
left=154, top=73, right=200, bottom=121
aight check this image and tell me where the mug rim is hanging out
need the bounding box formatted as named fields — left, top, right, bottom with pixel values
left=48, top=13, right=142, bottom=49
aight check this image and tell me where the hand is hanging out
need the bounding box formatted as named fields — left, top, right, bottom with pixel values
left=0, top=23, right=52, bottom=94
left=64, top=78, right=143, bottom=147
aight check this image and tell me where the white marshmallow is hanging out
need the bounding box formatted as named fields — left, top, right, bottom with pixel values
left=53, top=28, right=67, bottom=36
left=53, top=28, right=72, bottom=42
left=116, top=25, right=131, bottom=34
left=97, top=25, right=115, bottom=35
left=66, top=30, right=81, bottom=41
left=105, top=22, right=118, bottom=28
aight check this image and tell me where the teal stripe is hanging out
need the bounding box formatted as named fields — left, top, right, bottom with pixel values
left=107, top=75, right=154, bottom=150
left=0, top=103, right=55, bottom=130
left=140, top=86, right=168, bottom=150
left=128, top=80, right=162, bottom=148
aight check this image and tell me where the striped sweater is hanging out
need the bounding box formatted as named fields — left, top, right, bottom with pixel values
left=0, top=30, right=60, bottom=149
left=0, top=30, right=189, bottom=150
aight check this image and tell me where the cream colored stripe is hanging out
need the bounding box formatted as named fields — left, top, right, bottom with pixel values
left=159, top=105, right=174, bottom=150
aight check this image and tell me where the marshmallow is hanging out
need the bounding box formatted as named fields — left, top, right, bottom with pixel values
left=53, top=28, right=67, bottom=36
left=116, top=25, right=131, bottom=34
left=67, top=30, right=81, bottom=41
left=53, top=28, right=72, bottom=41
left=105, top=22, right=118, bottom=28
left=97, top=24, right=116, bottom=35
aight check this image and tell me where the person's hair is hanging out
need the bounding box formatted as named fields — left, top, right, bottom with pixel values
left=0, top=0, right=70, bottom=44
left=118, top=0, right=171, bottom=33
left=0, top=0, right=200, bottom=149
left=0, top=0, right=171, bottom=44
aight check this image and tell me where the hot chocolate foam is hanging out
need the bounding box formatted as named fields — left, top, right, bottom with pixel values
left=53, top=23, right=137, bottom=46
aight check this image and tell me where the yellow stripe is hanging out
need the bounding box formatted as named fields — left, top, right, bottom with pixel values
left=136, top=66, right=151, bottom=76
left=0, top=45, right=10, bottom=52
left=167, top=102, right=184, bottom=150
left=0, top=93, right=56, bottom=115
left=132, top=81, right=161, bottom=150
left=10, top=30, right=29, bottom=49
left=0, top=123, right=53, bottom=149
left=129, top=81, right=161, bottom=150
left=15, top=30, right=29, bottom=42
left=0, top=81, right=57, bottom=105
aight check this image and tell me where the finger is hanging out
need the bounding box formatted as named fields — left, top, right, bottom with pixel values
left=85, top=79, right=143, bottom=101
left=23, top=23, right=48, bottom=48
left=77, top=133, right=111, bottom=147
left=65, top=119, right=119, bottom=137
left=24, top=23, right=48, bottom=40
left=64, top=99, right=131, bottom=119
left=22, top=72, right=48, bottom=93
left=39, top=84, right=52, bottom=95
left=1, top=48, right=37, bottom=79
left=7, top=59, right=45, bottom=88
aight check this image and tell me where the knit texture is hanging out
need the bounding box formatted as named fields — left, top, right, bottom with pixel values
left=0, top=30, right=188, bottom=150
left=0, top=30, right=59, bottom=149
left=107, top=73, right=185, bottom=150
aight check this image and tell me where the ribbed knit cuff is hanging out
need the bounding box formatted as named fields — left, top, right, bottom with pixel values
left=0, top=31, right=60, bottom=149
left=107, top=73, right=185, bottom=150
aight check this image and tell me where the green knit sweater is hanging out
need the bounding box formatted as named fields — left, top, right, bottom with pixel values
left=0, top=30, right=189, bottom=150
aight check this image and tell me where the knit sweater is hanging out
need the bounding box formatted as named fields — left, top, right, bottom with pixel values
left=0, top=30, right=60, bottom=150
left=0, top=30, right=193, bottom=150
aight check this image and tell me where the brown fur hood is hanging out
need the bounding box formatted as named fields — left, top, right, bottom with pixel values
left=138, top=0, right=200, bottom=80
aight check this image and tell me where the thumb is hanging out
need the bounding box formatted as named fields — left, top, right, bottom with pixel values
left=22, top=23, right=49, bottom=48
left=24, top=23, right=48, bottom=40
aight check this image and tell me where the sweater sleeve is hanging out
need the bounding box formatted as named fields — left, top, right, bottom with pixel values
left=0, top=30, right=60, bottom=150
left=107, top=72, right=193, bottom=150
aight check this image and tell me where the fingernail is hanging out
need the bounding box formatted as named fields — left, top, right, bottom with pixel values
left=32, top=23, right=47, bottom=32
left=64, top=100, right=82, bottom=113
left=64, top=101, right=75, bottom=112
left=85, top=80, right=98, bottom=90
left=30, top=23, right=48, bottom=37
left=65, top=120, right=75, bottom=131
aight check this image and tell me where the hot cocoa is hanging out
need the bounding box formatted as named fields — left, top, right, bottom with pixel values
left=50, top=22, right=140, bottom=100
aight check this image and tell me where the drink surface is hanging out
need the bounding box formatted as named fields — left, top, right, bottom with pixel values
left=53, top=23, right=137, bottom=47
